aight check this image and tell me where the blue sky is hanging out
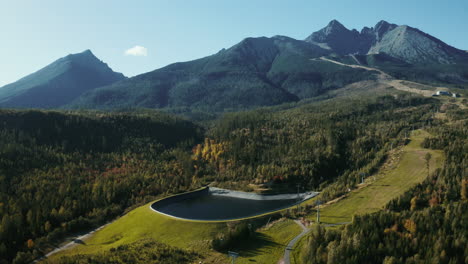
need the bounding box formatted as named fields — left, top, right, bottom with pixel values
left=1, top=0, right=467, bottom=87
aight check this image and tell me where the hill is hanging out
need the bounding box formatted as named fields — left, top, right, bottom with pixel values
left=0, top=50, right=125, bottom=108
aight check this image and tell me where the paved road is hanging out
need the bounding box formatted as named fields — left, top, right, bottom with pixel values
left=281, top=220, right=309, bottom=264
left=279, top=220, right=351, bottom=264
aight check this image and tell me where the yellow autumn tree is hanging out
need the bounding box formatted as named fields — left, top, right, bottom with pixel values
left=27, top=239, right=34, bottom=249
left=403, top=219, right=417, bottom=234
left=461, top=179, right=468, bottom=200
left=192, top=144, right=202, bottom=161
left=410, top=196, right=419, bottom=211
left=44, top=221, right=52, bottom=232
left=194, top=138, right=227, bottom=164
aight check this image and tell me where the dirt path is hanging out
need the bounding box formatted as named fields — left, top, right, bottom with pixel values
left=317, top=57, right=436, bottom=97
left=34, top=221, right=113, bottom=262
left=350, top=55, right=361, bottom=65
left=318, top=57, right=392, bottom=80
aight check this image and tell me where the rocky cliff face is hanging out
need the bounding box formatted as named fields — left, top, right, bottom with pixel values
left=304, top=19, right=365, bottom=54
left=305, top=20, right=467, bottom=64
left=368, top=25, right=466, bottom=64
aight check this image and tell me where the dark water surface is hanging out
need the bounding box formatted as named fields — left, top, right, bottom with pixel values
left=152, top=194, right=299, bottom=220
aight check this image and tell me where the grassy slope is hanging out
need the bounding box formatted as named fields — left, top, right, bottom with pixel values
left=291, top=129, right=444, bottom=263
left=47, top=200, right=303, bottom=263
left=234, top=219, right=302, bottom=264
left=48, top=204, right=227, bottom=262
left=310, top=129, right=443, bottom=224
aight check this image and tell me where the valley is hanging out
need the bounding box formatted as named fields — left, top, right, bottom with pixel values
left=0, top=13, right=467, bottom=264
left=41, top=128, right=445, bottom=264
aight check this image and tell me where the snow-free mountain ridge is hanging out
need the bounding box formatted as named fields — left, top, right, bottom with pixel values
left=1, top=20, right=467, bottom=111
left=0, top=50, right=125, bottom=108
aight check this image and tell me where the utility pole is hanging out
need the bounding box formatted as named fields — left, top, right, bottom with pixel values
left=360, top=172, right=365, bottom=184
left=228, top=251, right=239, bottom=264
left=316, top=200, right=321, bottom=224
left=296, top=184, right=301, bottom=210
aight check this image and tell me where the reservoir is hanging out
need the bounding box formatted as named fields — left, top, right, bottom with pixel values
left=150, top=187, right=318, bottom=221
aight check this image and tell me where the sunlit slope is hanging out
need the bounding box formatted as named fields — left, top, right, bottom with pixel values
left=309, top=129, right=444, bottom=223
left=48, top=204, right=225, bottom=258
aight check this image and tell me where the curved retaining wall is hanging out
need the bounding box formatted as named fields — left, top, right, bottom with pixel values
left=150, top=187, right=319, bottom=222
left=210, top=187, right=318, bottom=201
left=151, top=187, right=209, bottom=209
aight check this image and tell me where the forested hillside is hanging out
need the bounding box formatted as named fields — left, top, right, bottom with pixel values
left=299, top=103, right=468, bottom=264
left=69, top=36, right=375, bottom=112
left=198, top=94, right=436, bottom=197
left=0, top=110, right=202, bottom=263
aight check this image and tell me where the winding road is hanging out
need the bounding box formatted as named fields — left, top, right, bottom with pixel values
left=280, top=220, right=309, bottom=264
left=279, top=220, right=351, bottom=264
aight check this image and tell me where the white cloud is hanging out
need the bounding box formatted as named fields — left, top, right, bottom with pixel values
left=124, top=45, right=148, bottom=56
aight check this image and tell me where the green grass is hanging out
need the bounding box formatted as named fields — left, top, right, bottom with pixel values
left=48, top=204, right=227, bottom=262
left=307, top=130, right=444, bottom=224
left=234, top=219, right=302, bottom=264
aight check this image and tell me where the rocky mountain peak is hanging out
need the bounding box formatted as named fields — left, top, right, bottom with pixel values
left=320, top=19, right=349, bottom=36
left=304, top=20, right=466, bottom=64
left=373, top=20, right=398, bottom=41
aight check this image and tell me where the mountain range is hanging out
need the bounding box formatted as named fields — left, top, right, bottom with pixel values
left=1, top=20, right=467, bottom=111
left=305, top=20, right=467, bottom=64
left=70, top=36, right=374, bottom=111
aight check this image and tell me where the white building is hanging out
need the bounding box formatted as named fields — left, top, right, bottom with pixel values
left=436, top=91, right=451, bottom=96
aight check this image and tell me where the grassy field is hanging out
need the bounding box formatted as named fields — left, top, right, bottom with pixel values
left=307, top=129, right=443, bottom=224
left=233, top=219, right=302, bottom=264
left=290, top=129, right=444, bottom=263
left=47, top=203, right=229, bottom=262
